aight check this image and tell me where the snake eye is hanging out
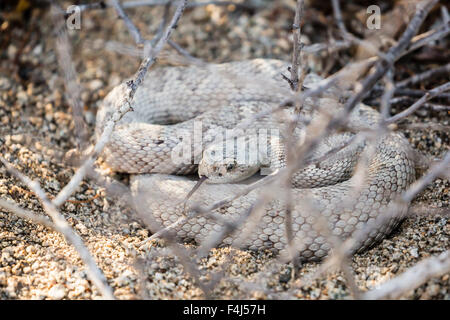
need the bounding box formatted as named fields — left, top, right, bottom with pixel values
left=226, top=163, right=235, bottom=171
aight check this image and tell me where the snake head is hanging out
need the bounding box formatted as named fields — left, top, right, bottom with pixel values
left=198, top=140, right=260, bottom=184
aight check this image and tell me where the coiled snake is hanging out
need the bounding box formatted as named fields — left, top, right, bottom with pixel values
left=96, top=59, right=416, bottom=261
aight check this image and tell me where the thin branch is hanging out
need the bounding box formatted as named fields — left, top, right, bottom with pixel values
left=105, top=40, right=143, bottom=57
left=380, top=69, right=395, bottom=118
left=363, top=250, right=450, bottom=299
left=302, top=40, right=351, bottom=54
left=394, top=88, right=450, bottom=100
left=168, top=39, right=205, bottom=65
left=288, top=0, right=305, bottom=92
left=402, top=151, right=450, bottom=203
left=109, top=0, right=145, bottom=45
left=409, top=205, right=450, bottom=216
left=385, top=81, right=450, bottom=123
left=442, top=4, right=450, bottom=24
left=0, top=198, right=56, bottom=230
left=331, top=0, right=349, bottom=36
left=151, top=0, right=172, bottom=46
left=396, top=62, right=450, bottom=88
left=403, top=21, right=450, bottom=55
left=368, top=96, right=450, bottom=113
left=396, top=122, right=450, bottom=131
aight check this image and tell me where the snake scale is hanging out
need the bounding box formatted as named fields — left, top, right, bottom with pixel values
left=96, top=59, right=416, bottom=261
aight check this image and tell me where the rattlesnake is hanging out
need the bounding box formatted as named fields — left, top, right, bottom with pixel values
left=96, top=59, right=416, bottom=261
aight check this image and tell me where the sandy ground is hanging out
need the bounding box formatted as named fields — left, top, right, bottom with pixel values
left=0, top=1, right=448, bottom=299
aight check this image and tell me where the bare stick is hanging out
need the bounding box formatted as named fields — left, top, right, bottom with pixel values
left=109, top=0, right=145, bottom=45
left=396, top=62, right=450, bottom=88
left=402, top=151, right=450, bottom=203
left=386, top=81, right=450, bottom=123
left=279, top=13, right=447, bottom=134
left=168, top=39, right=205, bottom=65
left=287, top=0, right=305, bottom=91
left=363, top=250, right=450, bottom=299
left=151, top=0, right=172, bottom=45
left=393, top=88, right=450, bottom=100
left=368, top=96, right=450, bottom=112
left=403, top=21, right=450, bottom=55
left=0, top=198, right=56, bottom=230
left=442, top=4, right=450, bottom=24
left=281, top=0, right=307, bottom=268
left=302, top=40, right=350, bottom=54
left=409, top=205, right=450, bottom=216
left=397, top=122, right=450, bottom=131
left=104, top=38, right=204, bottom=65
left=105, top=40, right=143, bottom=57
left=380, top=69, right=395, bottom=118
left=134, top=0, right=253, bottom=10
left=331, top=0, right=349, bottom=36
left=370, top=85, right=450, bottom=101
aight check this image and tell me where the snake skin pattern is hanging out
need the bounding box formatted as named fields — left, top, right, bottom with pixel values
left=96, top=59, right=416, bottom=261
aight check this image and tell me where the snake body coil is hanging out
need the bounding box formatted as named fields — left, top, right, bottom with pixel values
left=97, top=59, right=416, bottom=261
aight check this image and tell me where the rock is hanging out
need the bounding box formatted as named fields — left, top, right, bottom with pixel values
left=10, top=134, right=25, bottom=144
left=47, top=284, right=66, bottom=300
left=88, top=79, right=104, bottom=91
left=75, top=223, right=88, bottom=235
left=7, top=45, right=17, bottom=60
left=409, top=248, right=419, bottom=258
left=16, top=90, right=29, bottom=105
left=0, top=77, right=11, bottom=90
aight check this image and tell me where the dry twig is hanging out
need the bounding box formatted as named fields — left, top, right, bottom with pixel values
left=363, top=250, right=450, bottom=299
